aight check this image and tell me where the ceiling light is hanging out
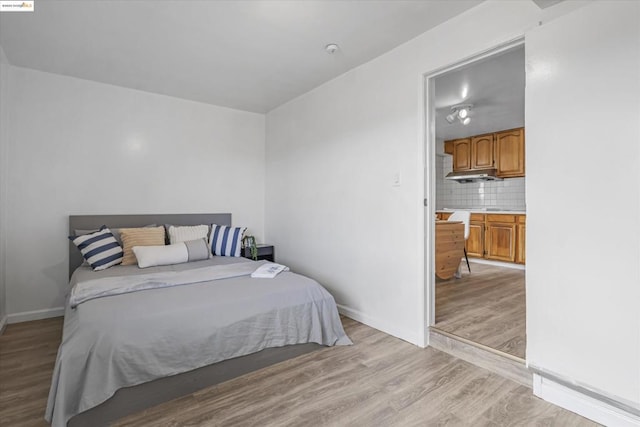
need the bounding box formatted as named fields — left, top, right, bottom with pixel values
left=325, top=43, right=339, bottom=54
left=445, top=104, right=473, bottom=126
left=445, top=112, right=457, bottom=124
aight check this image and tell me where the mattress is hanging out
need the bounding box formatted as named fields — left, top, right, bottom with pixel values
left=45, top=256, right=351, bottom=426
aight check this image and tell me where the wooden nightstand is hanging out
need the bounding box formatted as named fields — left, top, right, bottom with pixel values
left=242, top=244, right=275, bottom=262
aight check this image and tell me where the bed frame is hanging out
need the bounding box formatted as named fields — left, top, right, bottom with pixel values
left=66, top=213, right=320, bottom=426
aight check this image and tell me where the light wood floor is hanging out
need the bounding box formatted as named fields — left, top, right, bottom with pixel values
left=0, top=316, right=598, bottom=426
left=435, top=262, right=526, bottom=359
left=0, top=317, right=63, bottom=427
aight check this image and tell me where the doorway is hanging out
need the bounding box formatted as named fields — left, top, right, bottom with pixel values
left=425, top=40, right=526, bottom=361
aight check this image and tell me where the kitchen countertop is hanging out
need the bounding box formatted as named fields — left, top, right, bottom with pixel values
left=437, top=208, right=526, bottom=215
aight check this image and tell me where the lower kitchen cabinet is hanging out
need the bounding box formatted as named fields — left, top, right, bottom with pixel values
left=516, top=216, right=526, bottom=264
left=438, top=211, right=525, bottom=265
left=466, top=217, right=485, bottom=258
left=486, top=222, right=517, bottom=262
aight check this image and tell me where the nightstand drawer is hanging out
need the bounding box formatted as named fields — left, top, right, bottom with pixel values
left=242, top=244, right=275, bottom=262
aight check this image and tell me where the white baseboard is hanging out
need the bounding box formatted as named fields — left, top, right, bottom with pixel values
left=0, top=314, right=7, bottom=335
left=7, top=307, right=64, bottom=324
left=533, top=374, right=640, bottom=427
left=470, top=258, right=525, bottom=270
left=337, top=304, right=420, bottom=346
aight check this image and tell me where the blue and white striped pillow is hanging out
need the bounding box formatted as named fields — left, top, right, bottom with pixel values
left=69, top=226, right=124, bottom=271
left=209, top=224, right=246, bottom=257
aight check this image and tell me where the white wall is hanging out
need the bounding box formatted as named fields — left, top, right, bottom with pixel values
left=0, top=45, right=9, bottom=327
left=265, top=0, right=540, bottom=344
left=6, top=67, right=265, bottom=317
left=526, top=0, right=640, bottom=406
left=265, top=0, right=640, bottom=416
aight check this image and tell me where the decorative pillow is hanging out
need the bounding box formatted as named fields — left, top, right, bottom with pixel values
left=74, top=228, right=122, bottom=245
left=184, top=238, right=211, bottom=261
left=74, top=224, right=157, bottom=246
left=119, top=226, right=165, bottom=266
left=209, top=224, right=246, bottom=257
left=167, top=224, right=209, bottom=245
left=68, top=226, right=123, bottom=271
left=133, top=238, right=210, bottom=268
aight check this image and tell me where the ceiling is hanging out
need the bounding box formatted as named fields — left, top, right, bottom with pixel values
left=532, top=0, right=565, bottom=8
left=434, top=46, right=525, bottom=141
left=0, top=0, right=484, bottom=113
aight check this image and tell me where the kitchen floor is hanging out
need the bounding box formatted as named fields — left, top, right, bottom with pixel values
left=435, top=262, right=525, bottom=359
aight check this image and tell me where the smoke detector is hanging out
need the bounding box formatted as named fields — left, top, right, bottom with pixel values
left=325, top=43, right=339, bottom=54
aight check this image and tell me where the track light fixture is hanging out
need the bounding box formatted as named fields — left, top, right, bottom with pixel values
left=445, top=104, right=473, bottom=125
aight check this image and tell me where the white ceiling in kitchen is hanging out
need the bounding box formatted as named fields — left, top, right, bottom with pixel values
left=434, top=46, right=525, bottom=141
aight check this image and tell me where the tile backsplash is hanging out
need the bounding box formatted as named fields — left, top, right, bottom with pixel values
left=435, top=155, right=526, bottom=211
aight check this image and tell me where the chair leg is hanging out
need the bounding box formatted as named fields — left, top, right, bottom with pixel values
left=464, top=248, right=471, bottom=273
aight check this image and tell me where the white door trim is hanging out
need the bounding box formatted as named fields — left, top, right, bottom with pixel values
left=420, top=36, right=525, bottom=347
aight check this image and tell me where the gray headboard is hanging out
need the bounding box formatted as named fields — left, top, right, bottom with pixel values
left=68, top=213, right=232, bottom=278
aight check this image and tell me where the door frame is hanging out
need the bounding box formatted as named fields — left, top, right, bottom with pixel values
left=421, top=37, right=524, bottom=346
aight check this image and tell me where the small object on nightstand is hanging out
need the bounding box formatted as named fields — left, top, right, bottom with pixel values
left=242, top=244, right=275, bottom=262
left=242, top=235, right=258, bottom=260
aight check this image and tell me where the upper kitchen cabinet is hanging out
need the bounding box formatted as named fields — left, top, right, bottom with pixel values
left=471, top=133, right=495, bottom=169
left=444, top=127, right=525, bottom=178
left=495, top=127, right=525, bottom=178
left=450, top=138, right=472, bottom=171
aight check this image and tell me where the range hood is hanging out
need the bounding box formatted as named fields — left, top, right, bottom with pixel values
left=445, top=168, right=503, bottom=183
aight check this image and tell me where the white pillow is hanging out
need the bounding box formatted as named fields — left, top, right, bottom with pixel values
left=132, top=239, right=210, bottom=268
left=133, top=243, right=187, bottom=268
left=168, top=224, right=209, bottom=245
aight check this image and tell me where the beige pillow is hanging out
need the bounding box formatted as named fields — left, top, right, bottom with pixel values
left=119, top=226, right=165, bottom=266
left=168, top=224, right=209, bottom=245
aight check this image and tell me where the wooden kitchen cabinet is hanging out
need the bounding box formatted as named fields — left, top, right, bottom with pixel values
left=444, top=127, right=524, bottom=178
left=451, top=138, right=472, bottom=171
left=495, top=127, right=525, bottom=178
left=444, top=140, right=454, bottom=155
left=516, top=215, right=526, bottom=264
left=466, top=221, right=485, bottom=258
left=466, top=213, right=485, bottom=258
left=486, top=221, right=517, bottom=262
left=435, top=212, right=525, bottom=264
left=471, top=133, right=494, bottom=169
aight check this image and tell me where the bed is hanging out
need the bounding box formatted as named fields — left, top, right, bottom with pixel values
left=45, top=214, right=351, bottom=426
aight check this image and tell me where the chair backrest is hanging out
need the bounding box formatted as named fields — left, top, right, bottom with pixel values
left=447, top=210, right=471, bottom=240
